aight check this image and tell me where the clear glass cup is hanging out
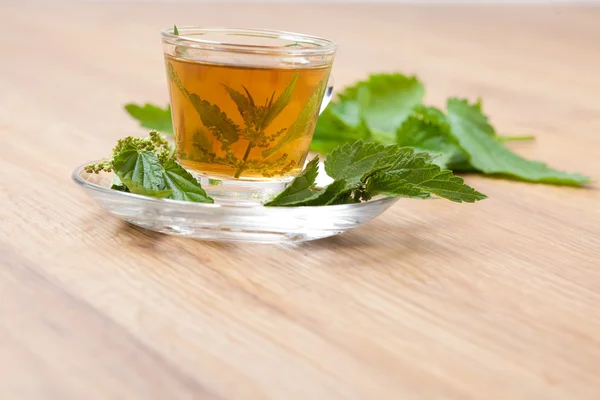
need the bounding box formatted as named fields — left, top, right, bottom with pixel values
left=161, top=27, right=336, bottom=203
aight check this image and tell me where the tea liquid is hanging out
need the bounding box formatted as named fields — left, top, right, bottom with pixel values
left=166, top=55, right=330, bottom=180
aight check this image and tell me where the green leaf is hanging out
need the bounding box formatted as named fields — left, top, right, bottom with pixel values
left=102, top=132, right=214, bottom=203
left=310, top=73, right=425, bottom=153
left=337, top=73, right=425, bottom=134
left=446, top=98, right=590, bottom=186
left=264, top=79, right=324, bottom=157
left=223, top=84, right=256, bottom=126
left=303, top=179, right=357, bottom=206
left=122, top=179, right=173, bottom=198
left=264, top=157, right=320, bottom=206
left=112, top=147, right=166, bottom=192
left=323, top=183, right=362, bottom=205
left=327, top=100, right=362, bottom=127
left=162, top=160, right=214, bottom=203
left=110, top=175, right=129, bottom=192
left=396, top=106, right=468, bottom=169
left=242, top=86, right=256, bottom=108
left=364, top=147, right=487, bottom=203
left=324, top=140, right=389, bottom=183
left=168, top=63, right=240, bottom=147
left=192, top=129, right=212, bottom=150
left=267, top=141, right=487, bottom=206
left=265, top=178, right=356, bottom=207
left=173, top=25, right=179, bottom=35
left=261, top=74, right=298, bottom=129
left=264, top=155, right=363, bottom=207
left=124, top=103, right=173, bottom=134
left=309, top=106, right=369, bottom=154
left=188, top=93, right=240, bottom=147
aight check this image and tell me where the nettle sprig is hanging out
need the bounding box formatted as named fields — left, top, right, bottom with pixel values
left=86, top=131, right=212, bottom=203
left=86, top=131, right=173, bottom=173
left=265, top=141, right=487, bottom=206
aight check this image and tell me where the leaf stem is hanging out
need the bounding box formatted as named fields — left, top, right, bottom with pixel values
left=498, top=134, right=535, bottom=142
left=234, top=141, right=254, bottom=178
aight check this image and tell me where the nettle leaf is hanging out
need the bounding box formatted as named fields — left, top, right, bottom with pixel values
left=282, top=179, right=355, bottom=207
left=310, top=73, right=424, bottom=154
left=124, top=103, right=173, bottom=134
left=188, top=93, right=240, bottom=146
left=110, top=175, right=129, bottom=192
left=446, top=98, right=590, bottom=186
left=167, top=63, right=185, bottom=92
left=242, top=86, right=256, bottom=108
left=267, top=141, right=486, bottom=206
left=265, top=177, right=356, bottom=207
left=324, top=140, right=389, bottom=183
left=112, top=147, right=166, bottom=192
left=105, top=134, right=213, bottom=203
left=337, top=73, right=425, bottom=135
left=364, top=147, right=487, bottom=203
left=264, top=157, right=320, bottom=206
left=310, top=106, right=371, bottom=155
left=191, top=129, right=213, bottom=154
left=261, top=74, right=298, bottom=130
left=223, top=84, right=256, bottom=126
left=327, top=100, right=362, bottom=127
left=302, top=179, right=357, bottom=206
left=396, top=106, right=468, bottom=169
left=163, top=160, right=214, bottom=203
left=324, top=183, right=362, bottom=205
left=122, top=179, right=173, bottom=198
left=168, top=63, right=240, bottom=147
left=264, top=79, right=325, bottom=157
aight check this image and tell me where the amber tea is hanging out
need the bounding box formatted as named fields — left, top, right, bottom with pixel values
left=166, top=56, right=331, bottom=181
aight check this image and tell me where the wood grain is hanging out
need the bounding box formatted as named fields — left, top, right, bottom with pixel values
left=1, top=4, right=599, bottom=399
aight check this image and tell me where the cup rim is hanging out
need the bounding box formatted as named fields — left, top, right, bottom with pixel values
left=161, top=26, right=337, bottom=56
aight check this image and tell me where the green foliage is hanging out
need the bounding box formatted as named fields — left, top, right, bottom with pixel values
left=264, top=79, right=324, bottom=157
left=88, top=134, right=486, bottom=207
left=395, top=105, right=466, bottom=169
left=309, top=73, right=588, bottom=186
left=123, top=70, right=590, bottom=187
left=124, top=103, right=173, bottom=134
left=85, top=131, right=213, bottom=203
left=263, top=157, right=321, bottom=206
left=266, top=141, right=487, bottom=206
left=445, top=99, right=589, bottom=185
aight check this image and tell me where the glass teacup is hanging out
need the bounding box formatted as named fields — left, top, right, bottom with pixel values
left=161, top=27, right=336, bottom=202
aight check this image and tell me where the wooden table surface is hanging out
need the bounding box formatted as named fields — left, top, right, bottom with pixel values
left=1, top=4, right=599, bottom=399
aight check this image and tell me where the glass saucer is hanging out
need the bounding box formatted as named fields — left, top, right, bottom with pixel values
left=71, top=161, right=399, bottom=243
